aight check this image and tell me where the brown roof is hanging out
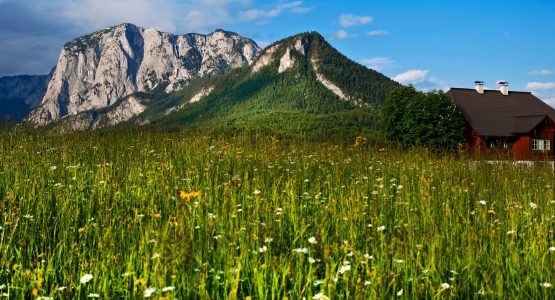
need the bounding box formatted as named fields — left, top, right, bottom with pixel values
left=512, top=115, right=548, bottom=134
left=446, top=88, right=555, bottom=137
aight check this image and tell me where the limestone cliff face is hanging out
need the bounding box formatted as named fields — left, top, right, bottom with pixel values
left=27, top=23, right=259, bottom=125
left=53, top=95, right=147, bottom=131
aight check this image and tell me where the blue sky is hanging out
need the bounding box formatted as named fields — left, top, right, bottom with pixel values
left=1, top=0, right=554, bottom=105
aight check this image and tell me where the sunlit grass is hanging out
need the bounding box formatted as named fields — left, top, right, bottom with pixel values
left=0, top=128, right=554, bottom=298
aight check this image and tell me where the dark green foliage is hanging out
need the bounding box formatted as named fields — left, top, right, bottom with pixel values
left=381, top=86, right=420, bottom=144
left=310, top=34, right=399, bottom=109
left=382, top=86, right=465, bottom=150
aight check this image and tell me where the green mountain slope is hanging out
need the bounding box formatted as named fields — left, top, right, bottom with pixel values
left=133, top=32, right=399, bottom=139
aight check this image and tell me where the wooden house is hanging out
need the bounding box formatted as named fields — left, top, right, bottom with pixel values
left=447, top=82, right=555, bottom=160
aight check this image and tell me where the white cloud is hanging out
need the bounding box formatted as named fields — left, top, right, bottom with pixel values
left=339, top=14, right=373, bottom=27
left=393, top=69, right=429, bottom=84
left=238, top=1, right=311, bottom=22
left=367, top=30, right=389, bottom=36
left=544, top=97, right=555, bottom=106
left=393, top=69, right=448, bottom=91
left=183, top=9, right=233, bottom=33
left=292, top=6, right=313, bottom=14
left=413, top=77, right=449, bottom=92
left=58, top=0, right=178, bottom=32
left=526, top=82, right=555, bottom=90
left=528, top=69, right=553, bottom=76
left=45, top=0, right=307, bottom=34
left=529, top=87, right=555, bottom=109
left=331, top=30, right=349, bottom=39
left=49, top=0, right=255, bottom=34
left=277, top=1, right=304, bottom=9
left=361, top=57, right=394, bottom=71
left=533, top=90, right=555, bottom=107
left=197, top=0, right=249, bottom=6
left=238, top=9, right=266, bottom=21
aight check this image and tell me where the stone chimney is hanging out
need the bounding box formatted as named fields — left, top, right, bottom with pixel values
left=475, top=81, right=484, bottom=94
left=498, top=81, right=509, bottom=96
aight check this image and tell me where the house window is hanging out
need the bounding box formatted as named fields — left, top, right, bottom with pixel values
left=532, top=139, right=551, bottom=151
left=487, top=139, right=511, bottom=149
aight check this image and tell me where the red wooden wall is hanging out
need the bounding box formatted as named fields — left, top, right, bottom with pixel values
left=513, top=119, right=555, bottom=160
left=466, top=119, right=555, bottom=160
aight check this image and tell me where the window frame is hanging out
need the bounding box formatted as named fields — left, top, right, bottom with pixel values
left=532, top=139, right=551, bottom=151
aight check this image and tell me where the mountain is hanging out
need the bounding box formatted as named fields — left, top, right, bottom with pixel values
left=139, top=32, right=399, bottom=137
left=52, top=32, right=400, bottom=138
left=27, top=23, right=260, bottom=126
left=0, top=74, right=50, bottom=121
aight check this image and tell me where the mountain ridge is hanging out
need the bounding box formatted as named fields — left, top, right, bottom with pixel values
left=1, top=25, right=400, bottom=138
left=27, top=23, right=260, bottom=125
left=0, top=73, right=51, bottom=121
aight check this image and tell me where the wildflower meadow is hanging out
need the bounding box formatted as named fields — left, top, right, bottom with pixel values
left=1, top=128, right=554, bottom=298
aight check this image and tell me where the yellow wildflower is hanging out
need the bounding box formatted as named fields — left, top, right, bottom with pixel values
left=135, top=278, right=147, bottom=287
left=78, top=227, right=86, bottom=234
left=179, top=190, right=201, bottom=202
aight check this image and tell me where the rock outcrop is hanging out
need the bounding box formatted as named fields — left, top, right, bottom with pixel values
left=53, top=95, right=147, bottom=131
left=27, top=23, right=260, bottom=126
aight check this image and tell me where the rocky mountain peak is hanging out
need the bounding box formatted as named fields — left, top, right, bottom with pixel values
left=27, top=24, right=260, bottom=126
left=251, top=33, right=313, bottom=74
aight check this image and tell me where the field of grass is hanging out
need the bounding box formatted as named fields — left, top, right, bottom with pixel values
left=1, top=128, right=554, bottom=299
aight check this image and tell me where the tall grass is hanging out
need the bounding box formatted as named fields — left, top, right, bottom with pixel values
left=0, top=128, right=554, bottom=298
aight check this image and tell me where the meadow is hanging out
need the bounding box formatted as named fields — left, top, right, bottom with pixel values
left=0, top=128, right=554, bottom=299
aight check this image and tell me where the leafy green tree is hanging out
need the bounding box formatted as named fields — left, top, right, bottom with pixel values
left=381, top=86, right=420, bottom=144
left=382, top=86, right=464, bottom=150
